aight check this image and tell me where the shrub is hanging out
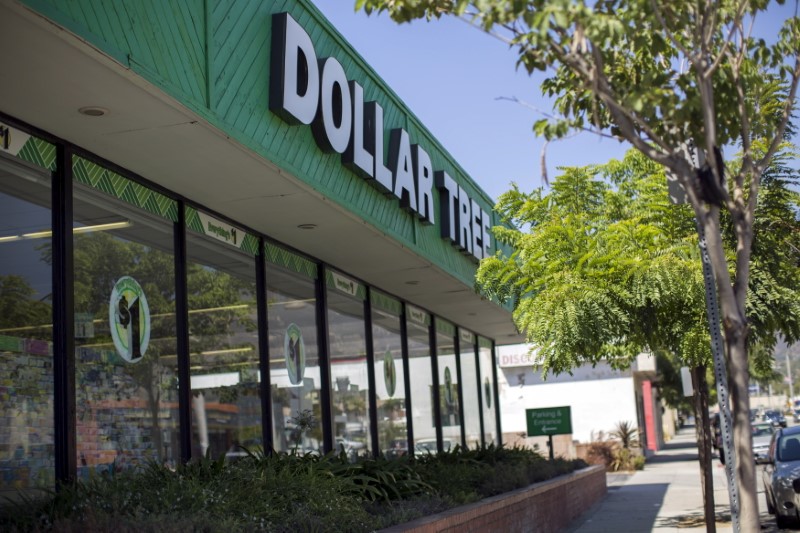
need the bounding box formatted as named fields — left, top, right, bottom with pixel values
left=0, top=444, right=588, bottom=532
left=585, top=440, right=616, bottom=467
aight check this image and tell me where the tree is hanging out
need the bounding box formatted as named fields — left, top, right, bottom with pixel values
left=357, top=1, right=800, bottom=527
left=482, top=146, right=799, bottom=530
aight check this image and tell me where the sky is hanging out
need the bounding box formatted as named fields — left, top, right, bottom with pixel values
left=312, top=1, right=798, bottom=202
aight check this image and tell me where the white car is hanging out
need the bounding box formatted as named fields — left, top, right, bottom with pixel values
left=752, top=422, right=776, bottom=464
left=762, top=425, right=800, bottom=529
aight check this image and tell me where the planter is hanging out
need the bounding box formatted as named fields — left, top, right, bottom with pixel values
left=379, top=465, right=607, bottom=533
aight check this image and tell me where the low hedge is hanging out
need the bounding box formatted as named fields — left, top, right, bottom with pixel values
left=0, top=445, right=587, bottom=532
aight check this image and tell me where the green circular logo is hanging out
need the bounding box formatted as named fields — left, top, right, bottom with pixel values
left=383, top=349, right=396, bottom=397
left=109, top=276, right=150, bottom=364
left=484, top=377, right=492, bottom=409
left=285, top=323, right=305, bottom=385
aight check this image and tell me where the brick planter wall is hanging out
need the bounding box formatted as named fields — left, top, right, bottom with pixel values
left=380, top=465, right=607, bottom=533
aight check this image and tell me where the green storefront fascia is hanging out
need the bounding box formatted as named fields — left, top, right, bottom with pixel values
left=19, top=0, right=513, bottom=308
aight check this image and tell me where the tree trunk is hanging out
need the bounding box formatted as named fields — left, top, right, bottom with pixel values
left=699, top=203, right=758, bottom=531
left=727, top=329, right=759, bottom=531
left=692, top=366, right=716, bottom=533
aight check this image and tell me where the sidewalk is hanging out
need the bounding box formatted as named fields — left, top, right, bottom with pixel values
left=567, top=427, right=777, bottom=532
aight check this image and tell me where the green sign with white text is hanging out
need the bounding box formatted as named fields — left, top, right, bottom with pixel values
left=526, top=406, right=572, bottom=436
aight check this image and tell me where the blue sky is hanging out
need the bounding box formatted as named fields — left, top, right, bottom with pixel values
left=313, top=1, right=797, bottom=202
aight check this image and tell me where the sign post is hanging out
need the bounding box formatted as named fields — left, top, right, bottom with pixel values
left=526, top=406, right=572, bottom=460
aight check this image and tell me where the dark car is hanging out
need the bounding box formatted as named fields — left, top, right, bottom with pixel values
left=764, top=409, right=788, bottom=428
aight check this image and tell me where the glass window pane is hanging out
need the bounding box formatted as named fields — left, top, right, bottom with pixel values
left=371, top=295, right=407, bottom=458
left=0, top=152, right=54, bottom=496
left=327, top=274, right=370, bottom=460
left=267, top=264, right=321, bottom=455
left=436, top=322, right=460, bottom=450
left=458, top=331, right=481, bottom=448
left=406, top=312, right=434, bottom=455
left=187, top=226, right=259, bottom=460
left=479, top=338, right=498, bottom=445
left=73, top=162, right=179, bottom=474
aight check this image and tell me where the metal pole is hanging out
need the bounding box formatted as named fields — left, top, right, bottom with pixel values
left=787, top=356, right=794, bottom=404
left=548, top=435, right=554, bottom=461
left=697, top=220, right=740, bottom=532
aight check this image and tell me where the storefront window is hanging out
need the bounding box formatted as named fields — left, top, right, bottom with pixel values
left=435, top=319, right=460, bottom=450
left=370, top=291, right=407, bottom=458
left=479, top=337, right=498, bottom=445
left=458, top=330, right=481, bottom=448
left=73, top=156, right=180, bottom=474
left=326, top=270, right=370, bottom=460
left=406, top=306, right=434, bottom=455
left=186, top=209, right=260, bottom=460
left=266, top=244, right=321, bottom=454
left=0, top=133, right=56, bottom=495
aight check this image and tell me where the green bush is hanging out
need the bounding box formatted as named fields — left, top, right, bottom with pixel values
left=0, top=445, right=588, bottom=532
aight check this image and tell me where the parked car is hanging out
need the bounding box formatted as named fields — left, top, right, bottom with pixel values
left=752, top=422, right=776, bottom=464
left=762, top=425, right=800, bottom=528
left=414, top=438, right=454, bottom=455
left=764, top=409, right=788, bottom=428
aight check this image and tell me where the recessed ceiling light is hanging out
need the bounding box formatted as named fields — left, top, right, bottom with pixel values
left=297, top=223, right=317, bottom=230
left=78, top=106, right=109, bottom=117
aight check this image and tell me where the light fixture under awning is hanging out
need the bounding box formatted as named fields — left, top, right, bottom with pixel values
left=0, top=220, right=131, bottom=243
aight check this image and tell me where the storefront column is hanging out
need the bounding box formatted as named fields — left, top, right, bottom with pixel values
left=53, top=144, right=76, bottom=484
left=642, top=380, right=658, bottom=452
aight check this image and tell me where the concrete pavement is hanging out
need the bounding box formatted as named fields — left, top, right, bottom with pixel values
left=567, top=427, right=780, bottom=532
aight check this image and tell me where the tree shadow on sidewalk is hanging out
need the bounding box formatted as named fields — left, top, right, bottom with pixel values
left=646, top=452, right=700, bottom=464
left=655, top=505, right=731, bottom=529
left=656, top=506, right=782, bottom=531
left=567, top=482, right=668, bottom=532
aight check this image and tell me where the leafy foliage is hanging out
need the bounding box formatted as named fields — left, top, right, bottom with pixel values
left=0, top=445, right=586, bottom=532
left=477, top=150, right=707, bottom=375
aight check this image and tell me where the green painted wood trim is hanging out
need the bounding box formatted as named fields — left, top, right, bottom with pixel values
left=72, top=156, right=179, bottom=222
left=264, top=241, right=317, bottom=279
left=436, top=318, right=455, bottom=337
left=371, top=290, right=401, bottom=316
left=16, top=136, right=57, bottom=171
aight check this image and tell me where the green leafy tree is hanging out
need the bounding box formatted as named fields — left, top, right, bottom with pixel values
left=0, top=274, right=51, bottom=336
left=478, top=146, right=799, bottom=529
left=357, top=1, right=800, bottom=525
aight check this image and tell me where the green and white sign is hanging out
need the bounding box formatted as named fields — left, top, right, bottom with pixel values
left=198, top=211, right=245, bottom=248
left=331, top=271, right=359, bottom=297
left=526, top=406, right=573, bottom=437
left=383, top=349, right=396, bottom=398
left=109, top=276, right=150, bottom=363
left=0, top=122, right=30, bottom=155
left=285, top=323, right=306, bottom=385
left=444, top=366, right=454, bottom=406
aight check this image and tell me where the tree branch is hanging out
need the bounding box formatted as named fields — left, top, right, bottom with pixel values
left=755, top=53, right=800, bottom=178
left=494, top=96, right=620, bottom=140
left=703, top=0, right=749, bottom=79
left=649, top=0, right=694, bottom=62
